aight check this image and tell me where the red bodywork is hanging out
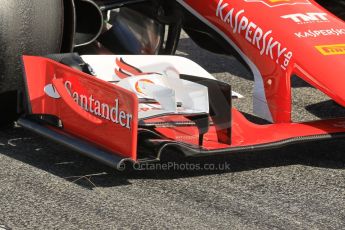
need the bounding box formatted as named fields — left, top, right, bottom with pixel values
left=23, top=55, right=345, bottom=162
left=23, top=56, right=138, bottom=160
left=178, top=0, right=345, bottom=123
left=21, top=0, right=345, bottom=165
left=152, top=111, right=345, bottom=150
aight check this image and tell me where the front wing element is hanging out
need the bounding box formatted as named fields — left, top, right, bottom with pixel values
left=21, top=55, right=345, bottom=168
left=23, top=55, right=139, bottom=161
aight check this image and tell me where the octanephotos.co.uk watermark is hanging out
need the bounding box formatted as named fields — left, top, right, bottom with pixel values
left=119, top=162, right=232, bottom=171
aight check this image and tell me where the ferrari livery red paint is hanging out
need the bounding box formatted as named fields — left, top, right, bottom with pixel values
left=178, top=0, right=345, bottom=123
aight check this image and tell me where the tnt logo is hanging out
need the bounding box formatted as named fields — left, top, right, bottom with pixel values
left=244, top=0, right=311, bottom=7
left=281, top=13, right=329, bottom=24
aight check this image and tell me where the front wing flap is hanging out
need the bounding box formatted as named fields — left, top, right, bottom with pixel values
left=21, top=55, right=345, bottom=168
left=23, top=55, right=138, bottom=161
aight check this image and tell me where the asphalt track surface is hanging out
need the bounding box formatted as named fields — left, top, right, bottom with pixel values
left=1, top=34, right=345, bottom=229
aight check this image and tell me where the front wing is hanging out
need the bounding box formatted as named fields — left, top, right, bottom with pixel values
left=20, top=55, right=345, bottom=169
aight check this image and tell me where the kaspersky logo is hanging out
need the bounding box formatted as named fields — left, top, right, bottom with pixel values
left=244, top=0, right=311, bottom=7
left=315, top=44, right=345, bottom=56
left=216, top=0, right=293, bottom=70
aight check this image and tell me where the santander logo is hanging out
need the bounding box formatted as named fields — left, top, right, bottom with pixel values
left=44, top=84, right=61, bottom=99
left=44, top=81, right=133, bottom=129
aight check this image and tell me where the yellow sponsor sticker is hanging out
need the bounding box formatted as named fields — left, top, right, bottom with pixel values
left=315, top=44, right=345, bottom=56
